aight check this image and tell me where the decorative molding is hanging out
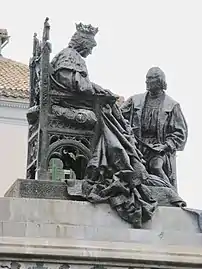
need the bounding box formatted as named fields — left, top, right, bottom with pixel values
left=0, top=98, right=29, bottom=109
left=0, top=116, right=28, bottom=126
left=0, top=236, right=202, bottom=267
left=0, top=98, right=28, bottom=126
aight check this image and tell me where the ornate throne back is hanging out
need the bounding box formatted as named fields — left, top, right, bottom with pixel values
left=26, top=19, right=99, bottom=181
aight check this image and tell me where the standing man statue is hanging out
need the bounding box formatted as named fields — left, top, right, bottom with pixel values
left=121, top=67, right=188, bottom=188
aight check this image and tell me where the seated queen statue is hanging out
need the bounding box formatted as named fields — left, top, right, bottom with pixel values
left=51, top=23, right=111, bottom=98
left=50, top=23, right=186, bottom=228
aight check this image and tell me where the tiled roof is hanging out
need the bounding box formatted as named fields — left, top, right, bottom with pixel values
left=0, top=56, right=125, bottom=103
left=0, top=56, right=29, bottom=99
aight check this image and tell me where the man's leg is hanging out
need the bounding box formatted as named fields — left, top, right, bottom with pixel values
left=148, top=156, right=170, bottom=184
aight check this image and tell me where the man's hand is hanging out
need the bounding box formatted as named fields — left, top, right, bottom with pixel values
left=151, top=143, right=168, bottom=153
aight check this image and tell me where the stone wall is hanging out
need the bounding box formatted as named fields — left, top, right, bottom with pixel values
left=0, top=98, right=28, bottom=196
left=0, top=197, right=202, bottom=268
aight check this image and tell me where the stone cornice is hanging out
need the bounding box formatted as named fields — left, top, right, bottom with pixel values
left=0, top=97, right=29, bottom=109
left=0, top=116, right=28, bottom=126
left=0, top=97, right=28, bottom=126
left=0, top=236, right=202, bottom=267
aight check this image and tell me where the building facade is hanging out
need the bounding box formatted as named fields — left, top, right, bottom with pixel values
left=0, top=38, right=29, bottom=196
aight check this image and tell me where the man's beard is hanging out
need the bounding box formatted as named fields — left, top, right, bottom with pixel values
left=146, top=81, right=163, bottom=94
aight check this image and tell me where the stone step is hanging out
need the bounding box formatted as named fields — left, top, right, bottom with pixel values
left=1, top=220, right=202, bottom=248
left=0, top=197, right=200, bottom=232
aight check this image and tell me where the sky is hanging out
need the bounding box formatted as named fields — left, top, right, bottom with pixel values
left=1, top=0, right=202, bottom=208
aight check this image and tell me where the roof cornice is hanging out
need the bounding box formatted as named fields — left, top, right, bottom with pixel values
left=0, top=97, right=29, bottom=109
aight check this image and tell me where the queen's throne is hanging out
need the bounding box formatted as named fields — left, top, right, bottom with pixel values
left=26, top=18, right=111, bottom=181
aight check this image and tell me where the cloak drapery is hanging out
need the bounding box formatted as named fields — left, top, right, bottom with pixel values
left=121, top=93, right=188, bottom=188
left=51, top=47, right=186, bottom=227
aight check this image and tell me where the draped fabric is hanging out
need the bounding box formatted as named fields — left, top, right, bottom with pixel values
left=51, top=47, right=186, bottom=227
left=51, top=48, right=158, bottom=227
left=121, top=92, right=188, bottom=187
left=51, top=47, right=94, bottom=94
left=82, top=103, right=158, bottom=228
left=121, top=92, right=188, bottom=152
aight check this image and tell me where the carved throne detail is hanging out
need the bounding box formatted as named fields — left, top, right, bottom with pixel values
left=26, top=18, right=102, bottom=181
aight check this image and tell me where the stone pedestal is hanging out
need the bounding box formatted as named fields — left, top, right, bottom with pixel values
left=4, top=178, right=69, bottom=200
left=4, top=178, right=185, bottom=206
left=1, top=179, right=202, bottom=268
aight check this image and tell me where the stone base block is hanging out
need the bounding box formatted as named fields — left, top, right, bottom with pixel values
left=0, top=197, right=201, bottom=234
left=0, top=197, right=202, bottom=267
left=5, top=179, right=184, bottom=207
left=3, top=180, right=202, bottom=268
left=1, top=236, right=202, bottom=268
left=4, top=179, right=69, bottom=200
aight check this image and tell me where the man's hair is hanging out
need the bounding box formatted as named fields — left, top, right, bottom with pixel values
left=146, top=67, right=167, bottom=90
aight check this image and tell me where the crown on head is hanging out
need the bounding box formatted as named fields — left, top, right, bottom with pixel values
left=76, top=22, right=98, bottom=36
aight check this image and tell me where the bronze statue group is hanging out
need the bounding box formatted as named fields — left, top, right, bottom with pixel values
left=50, top=22, right=188, bottom=227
